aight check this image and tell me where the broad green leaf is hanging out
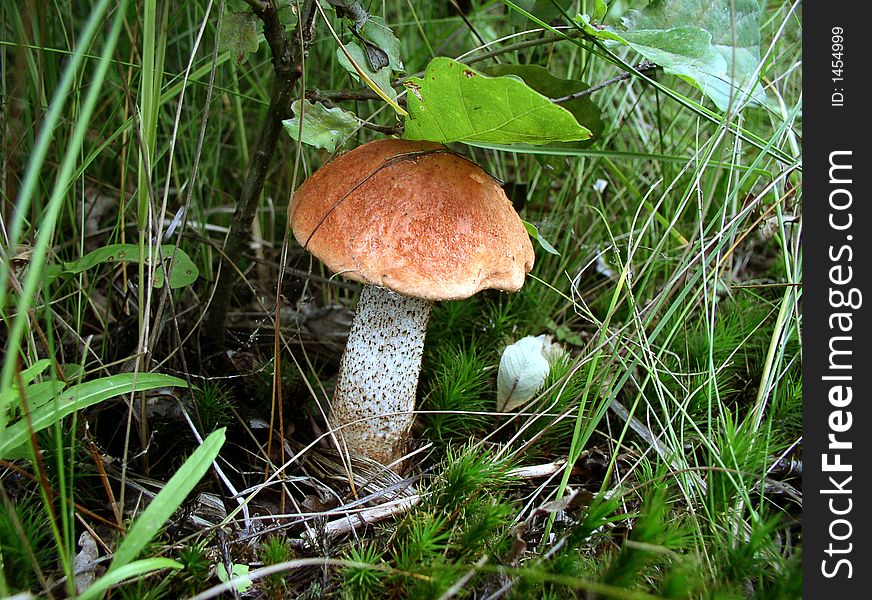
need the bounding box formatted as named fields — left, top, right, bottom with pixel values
left=51, top=243, right=199, bottom=289
left=523, top=221, right=560, bottom=256
left=594, top=0, right=608, bottom=21
left=0, top=356, right=53, bottom=431
left=623, top=0, right=766, bottom=109
left=14, top=381, right=67, bottom=413
left=484, top=64, right=604, bottom=142
left=1, top=358, right=60, bottom=419
left=17, top=359, right=52, bottom=386
left=221, top=11, right=261, bottom=64
left=110, top=428, right=225, bottom=569
left=359, top=16, right=404, bottom=73
left=619, top=28, right=725, bottom=78
left=77, top=558, right=183, bottom=600
left=0, top=373, right=186, bottom=458
left=1, top=379, right=66, bottom=434
left=402, top=58, right=592, bottom=145
left=337, top=41, right=398, bottom=101
left=217, top=562, right=253, bottom=593
left=578, top=15, right=729, bottom=105
left=283, top=100, right=360, bottom=153
left=577, top=0, right=765, bottom=110
left=497, top=335, right=565, bottom=412
left=0, top=358, right=51, bottom=398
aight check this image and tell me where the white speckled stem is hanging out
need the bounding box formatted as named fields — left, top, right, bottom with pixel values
left=330, top=285, right=432, bottom=466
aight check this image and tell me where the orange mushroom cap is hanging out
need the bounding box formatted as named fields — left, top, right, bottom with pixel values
left=291, top=139, right=534, bottom=301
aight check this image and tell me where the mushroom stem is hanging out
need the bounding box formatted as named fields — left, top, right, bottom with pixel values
left=330, top=285, right=432, bottom=466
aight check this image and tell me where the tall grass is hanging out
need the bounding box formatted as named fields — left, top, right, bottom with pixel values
left=1, top=1, right=801, bottom=597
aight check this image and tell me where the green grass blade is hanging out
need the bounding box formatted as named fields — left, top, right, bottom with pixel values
left=0, top=0, right=113, bottom=320
left=0, top=373, right=186, bottom=459
left=109, top=428, right=226, bottom=569
left=77, top=558, right=183, bottom=600
left=0, top=0, right=125, bottom=424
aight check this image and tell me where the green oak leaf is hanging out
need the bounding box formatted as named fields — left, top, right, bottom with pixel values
left=359, top=16, right=404, bottom=73
left=577, top=0, right=765, bottom=110
left=402, top=58, right=592, bottom=145
left=619, top=26, right=727, bottom=87
left=484, top=64, right=604, bottom=143
left=220, top=11, right=260, bottom=64
left=623, top=0, right=766, bottom=109
left=337, top=41, right=398, bottom=101
left=578, top=15, right=728, bottom=100
left=283, top=99, right=360, bottom=153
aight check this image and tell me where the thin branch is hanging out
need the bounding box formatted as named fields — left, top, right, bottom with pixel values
left=306, top=58, right=655, bottom=112
left=463, top=29, right=574, bottom=67
left=305, top=88, right=383, bottom=104
left=358, top=121, right=402, bottom=135
left=552, top=60, right=658, bottom=103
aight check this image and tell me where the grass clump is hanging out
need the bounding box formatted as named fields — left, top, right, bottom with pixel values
left=192, top=380, right=234, bottom=433
left=599, top=484, right=691, bottom=591
left=173, top=542, right=212, bottom=598
left=258, top=535, right=295, bottom=598
left=426, top=445, right=513, bottom=511
left=342, top=543, right=387, bottom=600
left=0, top=494, right=54, bottom=593
left=421, top=345, right=494, bottom=446
left=709, top=514, right=802, bottom=598
left=362, top=447, right=518, bottom=596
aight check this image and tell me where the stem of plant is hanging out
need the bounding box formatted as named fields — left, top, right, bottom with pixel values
left=552, top=60, right=658, bottom=103
left=203, top=0, right=315, bottom=352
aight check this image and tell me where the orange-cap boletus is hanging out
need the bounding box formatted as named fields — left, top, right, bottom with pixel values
left=291, top=139, right=534, bottom=466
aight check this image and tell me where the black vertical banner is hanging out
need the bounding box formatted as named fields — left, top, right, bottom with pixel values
left=803, top=3, right=869, bottom=597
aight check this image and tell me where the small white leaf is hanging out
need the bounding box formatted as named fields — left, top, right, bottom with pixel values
left=595, top=253, right=617, bottom=279
left=497, top=335, right=565, bottom=412
left=592, top=178, right=608, bottom=194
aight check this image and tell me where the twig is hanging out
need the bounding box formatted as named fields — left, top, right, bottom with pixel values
left=301, top=494, right=421, bottom=544
left=358, top=121, right=402, bottom=135
left=552, top=60, right=658, bottom=103
left=508, top=460, right=569, bottom=479
left=305, top=88, right=384, bottom=104
left=461, top=29, right=574, bottom=67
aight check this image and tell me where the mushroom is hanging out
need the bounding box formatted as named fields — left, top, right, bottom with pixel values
left=291, top=139, right=534, bottom=466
